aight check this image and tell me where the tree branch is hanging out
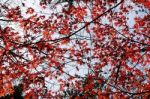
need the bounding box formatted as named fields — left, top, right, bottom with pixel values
left=0, top=19, right=13, bottom=22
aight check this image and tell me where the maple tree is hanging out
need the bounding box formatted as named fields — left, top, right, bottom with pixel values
left=0, top=0, right=150, bottom=98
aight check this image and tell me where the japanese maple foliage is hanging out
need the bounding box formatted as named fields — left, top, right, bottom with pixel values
left=0, top=0, right=150, bottom=98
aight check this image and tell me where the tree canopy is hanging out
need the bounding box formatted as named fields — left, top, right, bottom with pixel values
left=0, top=0, right=150, bottom=98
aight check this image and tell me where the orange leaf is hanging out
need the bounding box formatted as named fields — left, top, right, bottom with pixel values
left=26, top=8, right=34, bottom=14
